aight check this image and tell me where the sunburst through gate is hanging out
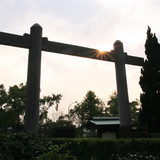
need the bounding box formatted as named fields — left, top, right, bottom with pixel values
left=0, top=24, right=144, bottom=132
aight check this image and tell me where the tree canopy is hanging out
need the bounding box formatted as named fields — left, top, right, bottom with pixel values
left=69, top=90, right=106, bottom=128
left=139, top=27, right=160, bottom=132
left=0, top=83, right=26, bottom=128
left=0, top=83, right=62, bottom=130
left=106, top=91, right=140, bottom=125
left=106, top=91, right=118, bottom=117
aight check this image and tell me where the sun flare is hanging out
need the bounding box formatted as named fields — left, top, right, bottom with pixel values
left=94, top=50, right=109, bottom=60
left=93, top=44, right=112, bottom=60
left=97, top=43, right=113, bottom=52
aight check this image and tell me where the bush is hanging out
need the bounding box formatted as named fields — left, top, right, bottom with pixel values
left=0, top=132, right=51, bottom=160
left=36, top=143, right=77, bottom=160
left=0, top=133, right=160, bottom=160
left=49, top=138, right=160, bottom=160
left=110, top=152, right=159, bottom=160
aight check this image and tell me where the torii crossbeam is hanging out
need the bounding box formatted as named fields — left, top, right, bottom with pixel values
left=0, top=24, right=144, bottom=132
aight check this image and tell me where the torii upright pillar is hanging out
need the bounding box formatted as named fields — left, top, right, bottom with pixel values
left=24, top=24, right=42, bottom=132
left=114, top=40, right=131, bottom=126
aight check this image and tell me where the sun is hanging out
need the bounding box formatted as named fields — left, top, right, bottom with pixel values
left=93, top=44, right=113, bottom=60
left=93, top=50, right=109, bottom=60
left=97, top=43, right=113, bottom=52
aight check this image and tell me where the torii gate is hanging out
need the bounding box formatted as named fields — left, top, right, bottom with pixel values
left=0, top=24, right=144, bottom=132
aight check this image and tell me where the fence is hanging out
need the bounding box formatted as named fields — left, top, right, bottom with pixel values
left=117, top=126, right=148, bottom=138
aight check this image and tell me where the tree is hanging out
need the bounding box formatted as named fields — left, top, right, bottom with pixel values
left=139, top=27, right=160, bottom=132
left=106, top=91, right=140, bottom=125
left=54, top=115, right=74, bottom=127
left=0, top=83, right=26, bottom=128
left=106, top=91, right=118, bottom=117
left=69, top=90, right=106, bottom=128
left=39, top=94, right=62, bottom=125
left=0, top=83, right=62, bottom=129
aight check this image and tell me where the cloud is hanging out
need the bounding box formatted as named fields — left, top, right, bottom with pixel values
left=36, top=0, right=101, bottom=23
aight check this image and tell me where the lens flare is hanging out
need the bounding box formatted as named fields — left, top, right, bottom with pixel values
left=93, top=50, right=110, bottom=60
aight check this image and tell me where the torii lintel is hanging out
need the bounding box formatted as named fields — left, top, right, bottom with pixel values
left=0, top=30, right=144, bottom=66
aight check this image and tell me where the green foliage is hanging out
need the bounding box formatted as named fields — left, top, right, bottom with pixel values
left=0, top=83, right=26, bottom=129
left=130, top=100, right=140, bottom=125
left=106, top=91, right=118, bottom=116
left=0, top=133, right=160, bottom=160
left=110, top=152, right=159, bottom=160
left=107, top=91, right=140, bottom=125
left=0, top=132, right=50, bottom=160
left=50, top=138, right=160, bottom=160
left=69, top=91, right=106, bottom=128
left=53, top=115, right=74, bottom=127
left=37, top=143, right=77, bottom=160
left=0, top=83, right=62, bottom=129
left=139, top=27, right=160, bottom=132
left=39, top=94, right=62, bottom=125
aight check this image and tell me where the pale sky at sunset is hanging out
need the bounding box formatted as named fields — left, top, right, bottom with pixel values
left=0, top=0, right=160, bottom=117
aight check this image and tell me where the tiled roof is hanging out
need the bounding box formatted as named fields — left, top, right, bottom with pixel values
left=90, top=117, right=120, bottom=126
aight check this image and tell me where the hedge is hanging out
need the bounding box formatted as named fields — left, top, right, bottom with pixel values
left=49, top=138, right=160, bottom=160
left=0, top=133, right=160, bottom=159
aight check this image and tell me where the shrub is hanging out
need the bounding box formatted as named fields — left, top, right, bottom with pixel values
left=0, top=132, right=51, bottom=160
left=36, top=143, right=77, bottom=160
left=110, top=152, right=159, bottom=160
left=0, top=133, right=160, bottom=160
left=50, top=138, right=160, bottom=160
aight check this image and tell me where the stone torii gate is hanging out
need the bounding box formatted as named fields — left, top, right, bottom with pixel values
left=0, top=24, right=144, bottom=132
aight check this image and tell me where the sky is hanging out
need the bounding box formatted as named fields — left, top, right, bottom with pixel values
left=0, top=0, right=160, bottom=118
